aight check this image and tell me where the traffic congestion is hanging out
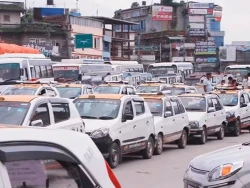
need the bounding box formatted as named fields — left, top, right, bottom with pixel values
left=0, top=46, right=250, bottom=187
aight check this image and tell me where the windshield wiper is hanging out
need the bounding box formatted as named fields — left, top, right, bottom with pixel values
left=98, top=116, right=114, bottom=120
left=81, top=115, right=98, bottom=119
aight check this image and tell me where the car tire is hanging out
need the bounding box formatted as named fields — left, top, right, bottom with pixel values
left=199, top=127, right=207, bottom=145
left=154, top=134, right=163, bottom=155
left=177, top=129, right=187, bottom=149
left=107, top=142, right=120, bottom=169
left=233, top=120, right=241, bottom=137
left=216, top=124, right=225, bottom=140
left=142, top=136, right=154, bottom=159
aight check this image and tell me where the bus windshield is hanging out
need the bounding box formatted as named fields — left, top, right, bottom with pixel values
left=225, top=67, right=250, bottom=77
left=53, top=66, right=79, bottom=80
left=0, top=63, right=20, bottom=81
left=147, top=65, right=177, bottom=76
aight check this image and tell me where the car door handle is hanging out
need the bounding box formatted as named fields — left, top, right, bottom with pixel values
left=133, top=125, right=136, bottom=129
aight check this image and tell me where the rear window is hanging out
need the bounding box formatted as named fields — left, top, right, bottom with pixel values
left=2, top=87, right=37, bottom=95
left=145, top=99, right=163, bottom=116
left=94, top=86, right=120, bottom=94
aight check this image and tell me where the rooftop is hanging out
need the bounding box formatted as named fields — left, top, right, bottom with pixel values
left=0, top=2, right=25, bottom=12
left=79, top=94, right=125, bottom=100
left=89, top=16, right=139, bottom=25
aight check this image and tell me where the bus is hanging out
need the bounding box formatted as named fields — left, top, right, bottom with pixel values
left=104, top=61, right=144, bottom=73
left=224, top=65, right=250, bottom=82
left=61, top=58, right=105, bottom=64
left=0, top=53, right=54, bottom=82
left=147, top=62, right=193, bottom=77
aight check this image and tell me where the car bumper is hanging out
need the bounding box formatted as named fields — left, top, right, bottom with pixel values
left=225, top=117, right=237, bottom=132
left=183, top=166, right=244, bottom=188
left=189, top=127, right=203, bottom=136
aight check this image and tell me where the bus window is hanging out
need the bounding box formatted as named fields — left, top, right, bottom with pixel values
left=34, top=66, right=41, bottom=78
left=40, top=66, right=48, bottom=78
left=47, top=65, right=53, bottom=77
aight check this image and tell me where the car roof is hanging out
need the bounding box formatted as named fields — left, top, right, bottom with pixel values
left=98, top=84, right=125, bottom=87
left=78, top=94, right=125, bottom=100
left=0, top=95, right=39, bottom=102
left=178, top=93, right=206, bottom=97
left=138, top=94, right=164, bottom=99
left=56, top=84, right=88, bottom=88
left=140, top=83, right=162, bottom=86
left=11, top=84, right=48, bottom=89
left=212, top=90, right=239, bottom=94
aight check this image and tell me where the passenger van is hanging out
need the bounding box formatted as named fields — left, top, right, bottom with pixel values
left=105, top=61, right=144, bottom=73
left=224, top=65, right=250, bottom=83
left=0, top=53, right=54, bottom=82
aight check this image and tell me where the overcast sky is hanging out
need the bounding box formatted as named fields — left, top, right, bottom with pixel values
left=16, top=0, right=249, bottom=44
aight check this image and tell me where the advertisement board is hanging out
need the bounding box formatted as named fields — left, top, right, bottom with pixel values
left=195, top=57, right=217, bottom=63
left=188, top=15, right=204, bottom=23
left=189, top=29, right=206, bottom=36
left=189, top=23, right=205, bottom=29
left=209, top=31, right=225, bottom=37
left=189, top=9, right=213, bottom=15
left=189, top=3, right=214, bottom=9
left=195, top=41, right=216, bottom=55
left=219, top=46, right=236, bottom=61
left=152, top=6, right=173, bottom=21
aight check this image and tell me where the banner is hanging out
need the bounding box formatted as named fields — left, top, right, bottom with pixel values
left=189, top=9, right=213, bottom=15
left=189, top=3, right=214, bottom=9
left=195, top=41, right=216, bottom=55
left=219, top=46, right=236, bottom=61
left=188, top=15, right=204, bottom=23
left=196, top=57, right=217, bottom=63
left=152, top=6, right=173, bottom=21
left=189, top=23, right=204, bottom=29
left=189, top=29, right=206, bottom=36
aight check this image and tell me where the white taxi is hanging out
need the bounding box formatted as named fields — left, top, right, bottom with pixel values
left=94, top=82, right=136, bottom=95
left=140, top=94, right=190, bottom=155
left=55, top=83, right=93, bottom=99
left=163, top=84, right=198, bottom=95
left=179, top=93, right=227, bottom=144
left=0, top=126, right=121, bottom=188
left=0, top=95, right=85, bottom=132
left=1, top=83, right=59, bottom=97
left=74, top=94, right=155, bottom=168
left=136, top=82, right=171, bottom=94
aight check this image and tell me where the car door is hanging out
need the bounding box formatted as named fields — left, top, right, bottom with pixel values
left=169, top=99, right=183, bottom=140
left=211, top=97, right=225, bottom=132
left=206, top=97, right=217, bottom=135
left=240, top=93, right=250, bottom=128
left=29, top=102, right=52, bottom=127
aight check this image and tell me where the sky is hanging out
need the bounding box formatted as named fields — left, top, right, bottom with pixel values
left=10, top=0, right=250, bottom=44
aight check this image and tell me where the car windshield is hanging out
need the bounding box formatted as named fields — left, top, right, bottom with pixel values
left=217, top=94, right=238, bottom=106
left=179, top=97, right=206, bottom=112
left=0, top=102, right=30, bottom=125
left=56, top=87, right=82, bottom=99
left=185, top=79, right=200, bottom=86
left=0, top=63, right=21, bottom=81
left=2, top=87, right=37, bottom=95
left=165, top=87, right=185, bottom=95
left=145, top=99, right=163, bottom=116
left=94, top=86, right=120, bottom=94
left=74, top=99, right=121, bottom=119
left=136, top=86, right=160, bottom=93
left=53, top=66, right=79, bottom=80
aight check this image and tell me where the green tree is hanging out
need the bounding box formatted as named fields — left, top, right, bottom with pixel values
left=131, top=2, right=139, bottom=8
left=21, top=8, right=33, bottom=24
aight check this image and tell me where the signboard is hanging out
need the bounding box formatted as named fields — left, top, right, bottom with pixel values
left=188, top=15, right=204, bottom=23
left=152, top=6, right=173, bottom=21
left=75, top=34, right=93, bottom=48
left=219, top=46, right=236, bottom=61
left=172, top=57, right=194, bottom=62
left=189, top=29, right=206, bottom=36
left=196, top=57, right=217, bottom=63
left=195, top=41, right=216, bottom=55
left=189, top=9, right=213, bottom=15
left=189, top=3, right=214, bottom=9
left=189, top=23, right=205, bottom=29
left=23, top=43, right=59, bottom=57
left=209, top=31, right=225, bottom=37
left=53, top=66, right=79, bottom=71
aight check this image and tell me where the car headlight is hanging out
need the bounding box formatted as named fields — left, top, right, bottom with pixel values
left=189, top=121, right=200, bottom=129
left=226, top=111, right=235, bottom=118
left=91, top=127, right=109, bottom=138
left=208, top=161, right=244, bottom=182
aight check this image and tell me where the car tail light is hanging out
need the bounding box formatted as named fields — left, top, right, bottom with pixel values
left=105, top=161, right=121, bottom=188
left=29, top=78, right=38, bottom=81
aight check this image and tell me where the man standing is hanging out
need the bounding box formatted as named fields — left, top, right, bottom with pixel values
left=203, top=72, right=213, bottom=92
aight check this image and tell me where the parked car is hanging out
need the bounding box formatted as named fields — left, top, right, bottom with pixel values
left=94, top=82, right=136, bottom=95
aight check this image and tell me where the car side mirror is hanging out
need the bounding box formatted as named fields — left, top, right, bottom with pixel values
left=123, top=113, right=134, bottom=122
left=207, top=107, right=216, bottom=113
left=164, top=111, right=172, bottom=118
left=241, top=103, right=247, bottom=108
left=30, top=119, right=44, bottom=127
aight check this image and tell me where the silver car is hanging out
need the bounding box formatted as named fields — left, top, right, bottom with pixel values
left=183, top=142, right=250, bottom=187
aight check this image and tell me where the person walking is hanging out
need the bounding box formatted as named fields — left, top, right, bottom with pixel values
left=203, top=72, right=213, bottom=92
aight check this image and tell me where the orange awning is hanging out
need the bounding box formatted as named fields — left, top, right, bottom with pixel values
left=0, top=43, right=40, bottom=54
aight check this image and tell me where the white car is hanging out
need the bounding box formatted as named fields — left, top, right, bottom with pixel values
left=0, top=95, right=85, bottom=132
left=141, top=94, right=190, bottom=155
left=179, top=93, right=227, bottom=144
left=74, top=94, right=155, bottom=168
left=94, top=83, right=136, bottom=95
left=213, top=89, right=250, bottom=136
left=162, top=84, right=199, bottom=95
left=0, top=126, right=121, bottom=188
left=136, top=82, right=171, bottom=94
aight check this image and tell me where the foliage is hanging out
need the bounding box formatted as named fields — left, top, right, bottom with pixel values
left=21, top=8, right=33, bottom=24
left=131, top=2, right=139, bottom=8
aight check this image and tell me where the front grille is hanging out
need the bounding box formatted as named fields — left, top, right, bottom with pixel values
left=190, top=166, right=208, bottom=175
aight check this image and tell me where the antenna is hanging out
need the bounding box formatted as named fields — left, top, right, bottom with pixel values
left=96, top=4, right=99, bottom=16
left=76, top=0, right=78, bottom=11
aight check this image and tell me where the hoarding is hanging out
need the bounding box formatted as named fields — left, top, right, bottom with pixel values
left=189, top=23, right=205, bottom=29
left=75, top=34, right=93, bottom=48
left=219, top=46, right=236, bottom=61
left=189, top=3, right=214, bottom=9
left=196, top=57, right=217, bottom=63
left=189, top=29, right=206, bottom=36
left=152, top=6, right=173, bottom=21
left=195, top=41, right=216, bottom=55
left=209, top=31, right=225, bottom=37
left=188, top=9, right=213, bottom=15
left=188, top=15, right=204, bottom=23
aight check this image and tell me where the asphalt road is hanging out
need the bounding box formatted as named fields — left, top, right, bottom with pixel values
left=114, top=131, right=250, bottom=188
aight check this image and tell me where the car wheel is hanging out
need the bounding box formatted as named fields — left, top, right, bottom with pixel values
left=107, top=142, right=120, bottom=169
left=142, top=136, right=154, bottom=159
left=178, top=129, right=187, bottom=149
left=199, top=127, right=207, bottom=145
left=233, top=120, right=241, bottom=137
left=154, top=134, right=163, bottom=155
left=216, top=124, right=225, bottom=140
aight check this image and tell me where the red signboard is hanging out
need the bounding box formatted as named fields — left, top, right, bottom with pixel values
left=152, top=6, right=173, bottom=21
left=53, top=66, right=79, bottom=71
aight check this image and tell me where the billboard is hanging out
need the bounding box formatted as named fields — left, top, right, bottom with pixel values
left=188, top=15, right=204, bottom=23
left=33, top=8, right=65, bottom=20
left=196, top=57, right=217, bottom=63
left=75, top=34, right=93, bottom=48
left=152, top=6, right=173, bottom=21
left=219, top=46, right=236, bottom=61
left=189, top=9, right=213, bottom=15
left=189, top=3, right=214, bottom=9
left=189, top=23, right=205, bottom=29
left=189, top=29, right=206, bottom=36
left=195, top=41, right=216, bottom=55
left=210, top=31, right=225, bottom=37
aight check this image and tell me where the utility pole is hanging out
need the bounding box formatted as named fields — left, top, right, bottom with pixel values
left=137, top=33, right=141, bottom=64
left=159, top=42, right=162, bottom=62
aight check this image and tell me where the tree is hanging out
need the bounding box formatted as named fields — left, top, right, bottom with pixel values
left=161, top=0, right=173, bottom=5
left=21, top=8, right=33, bottom=24
left=131, top=2, right=139, bottom=8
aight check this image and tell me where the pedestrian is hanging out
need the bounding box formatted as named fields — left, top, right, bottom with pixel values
left=203, top=72, right=213, bottom=92
left=220, top=80, right=225, bottom=85
left=243, top=75, right=248, bottom=89
left=231, top=80, right=237, bottom=87
left=228, top=77, right=233, bottom=85
left=247, top=73, right=250, bottom=89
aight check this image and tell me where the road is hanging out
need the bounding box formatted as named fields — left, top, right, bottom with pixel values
left=114, top=131, right=250, bottom=188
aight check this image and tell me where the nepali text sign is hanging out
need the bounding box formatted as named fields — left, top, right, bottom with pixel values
left=189, top=8, right=213, bottom=15
left=189, top=29, right=206, bottom=36
left=195, top=41, right=216, bottom=55
left=188, top=15, right=204, bottom=23
left=152, top=6, right=173, bottom=21
left=189, top=3, right=214, bottom=9
left=196, top=57, right=217, bottom=63
left=75, top=34, right=93, bottom=48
